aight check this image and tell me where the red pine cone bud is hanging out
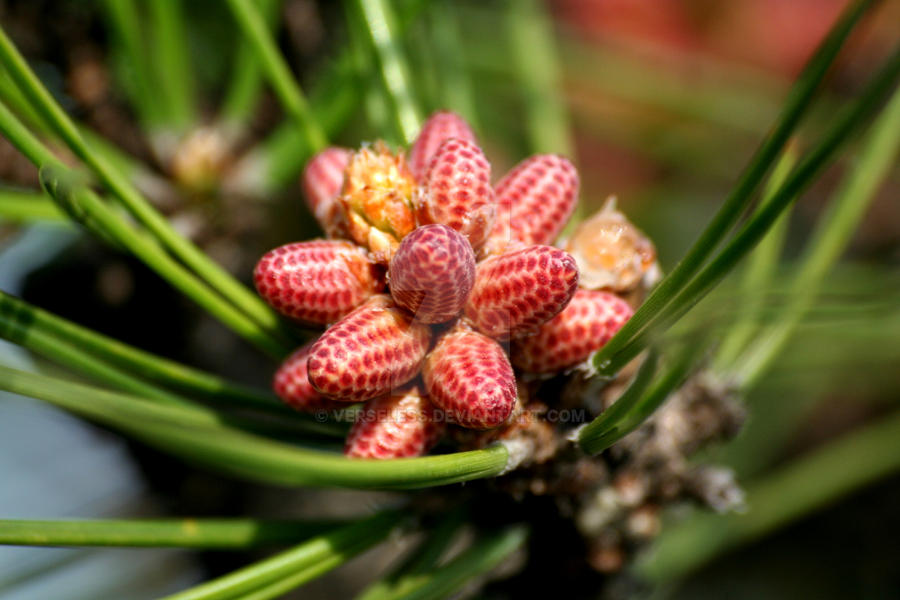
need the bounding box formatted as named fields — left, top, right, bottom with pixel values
left=389, top=224, right=476, bottom=323
left=308, top=295, right=432, bottom=402
left=464, top=244, right=579, bottom=339
left=482, top=154, right=578, bottom=257
left=302, top=147, right=352, bottom=237
left=273, top=343, right=344, bottom=413
left=344, top=388, right=445, bottom=459
left=511, top=290, right=633, bottom=373
left=254, top=240, right=382, bottom=325
left=408, top=110, right=477, bottom=181
left=415, top=138, right=496, bottom=251
left=423, top=326, right=516, bottom=429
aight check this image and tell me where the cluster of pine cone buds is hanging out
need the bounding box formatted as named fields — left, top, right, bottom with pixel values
left=255, top=111, right=657, bottom=460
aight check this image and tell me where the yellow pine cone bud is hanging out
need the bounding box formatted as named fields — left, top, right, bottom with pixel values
left=338, top=141, right=417, bottom=264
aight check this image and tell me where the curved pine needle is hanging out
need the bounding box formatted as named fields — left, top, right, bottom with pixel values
left=218, top=0, right=281, bottom=132
left=597, top=44, right=900, bottom=376
left=0, top=518, right=342, bottom=549
left=349, top=0, right=422, bottom=144
left=161, top=512, right=403, bottom=600
left=0, top=26, right=294, bottom=353
left=224, top=0, right=327, bottom=151
left=736, top=83, right=900, bottom=386
left=506, top=0, right=574, bottom=157
left=579, top=347, right=699, bottom=455
left=713, top=144, right=799, bottom=370
left=148, top=0, right=196, bottom=132
left=0, top=290, right=290, bottom=414
left=392, top=526, right=528, bottom=600
left=0, top=366, right=508, bottom=489
left=591, top=0, right=878, bottom=375
left=0, top=305, right=190, bottom=408
left=228, top=0, right=430, bottom=195
left=357, top=508, right=468, bottom=600
left=0, top=189, right=66, bottom=223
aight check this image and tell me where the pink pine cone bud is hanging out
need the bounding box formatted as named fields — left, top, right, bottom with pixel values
left=423, top=326, right=516, bottom=429
left=344, top=388, right=445, bottom=459
left=511, top=289, right=633, bottom=373
left=308, top=295, right=431, bottom=402
left=254, top=240, right=383, bottom=325
left=389, top=224, right=476, bottom=324
left=464, top=245, right=579, bottom=339
left=302, top=147, right=352, bottom=237
left=408, top=110, right=477, bottom=181
left=273, top=343, right=345, bottom=413
left=415, top=138, right=496, bottom=251
left=482, top=154, right=578, bottom=257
